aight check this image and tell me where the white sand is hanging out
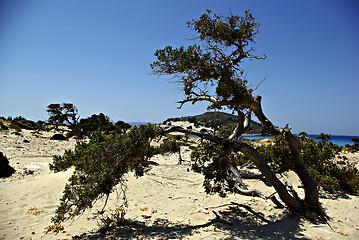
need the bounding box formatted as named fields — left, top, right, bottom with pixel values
left=1, top=129, right=359, bottom=239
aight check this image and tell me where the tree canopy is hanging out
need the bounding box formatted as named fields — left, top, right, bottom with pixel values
left=151, top=10, right=265, bottom=112
left=47, top=103, right=79, bottom=128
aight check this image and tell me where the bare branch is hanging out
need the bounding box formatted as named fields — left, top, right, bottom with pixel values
left=205, top=42, right=227, bottom=60
left=229, top=110, right=252, bottom=139
left=177, top=95, right=225, bottom=109
left=229, top=124, right=240, bottom=140
left=246, top=53, right=267, bottom=60
left=252, top=76, right=266, bottom=92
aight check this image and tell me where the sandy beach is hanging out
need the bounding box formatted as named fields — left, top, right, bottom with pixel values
left=1, top=128, right=359, bottom=240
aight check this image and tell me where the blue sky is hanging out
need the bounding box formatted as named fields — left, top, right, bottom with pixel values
left=0, top=0, right=358, bottom=135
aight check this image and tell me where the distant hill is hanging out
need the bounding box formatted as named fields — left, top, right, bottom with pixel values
left=164, top=112, right=263, bottom=135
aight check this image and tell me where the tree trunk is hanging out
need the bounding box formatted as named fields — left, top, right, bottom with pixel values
left=249, top=97, right=326, bottom=220
left=235, top=142, right=305, bottom=213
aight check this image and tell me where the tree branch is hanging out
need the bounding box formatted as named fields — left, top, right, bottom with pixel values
left=177, top=95, right=226, bottom=109
left=162, top=125, right=302, bottom=211
left=246, top=53, right=267, bottom=60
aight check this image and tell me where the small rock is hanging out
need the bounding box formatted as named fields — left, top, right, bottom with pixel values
left=141, top=214, right=151, bottom=219
left=198, top=208, right=210, bottom=214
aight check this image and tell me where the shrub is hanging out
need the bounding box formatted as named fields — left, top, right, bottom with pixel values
left=49, top=125, right=177, bottom=223
left=0, top=119, right=8, bottom=131
left=12, top=117, right=37, bottom=130
left=258, top=134, right=359, bottom=194
left=345, top=137, right=359, bottom=153
left=9, top=122, right=22, bottom=132
left=0, top=152, right=15, bottom=178
left=191, top=141, right=239, bottom=197
left=69, top=113, right=125, bottom=138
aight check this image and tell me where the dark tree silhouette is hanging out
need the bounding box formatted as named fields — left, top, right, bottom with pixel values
left=46, top=103, right=79, bottom=128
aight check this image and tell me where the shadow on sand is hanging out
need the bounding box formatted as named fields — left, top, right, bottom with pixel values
left=74, top=202, right=310, bottom=239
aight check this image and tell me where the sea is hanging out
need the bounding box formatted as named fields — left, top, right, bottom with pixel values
left=189, top=134, right=358, bottom=146
left=243, top=135, right=358, bottom=147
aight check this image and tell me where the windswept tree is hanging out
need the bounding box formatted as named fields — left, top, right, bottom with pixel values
left=62, top=103, right=79, bottom=127
left=47, top=103, right=79, bottom=128
left=151, top=10, right=326, bottom=221
left=50, top=10, right=333, bottom=228
left=47, top=104, right=65, bottom=128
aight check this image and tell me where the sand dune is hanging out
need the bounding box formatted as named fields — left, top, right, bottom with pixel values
left=1, top=129, right=359, bottom=239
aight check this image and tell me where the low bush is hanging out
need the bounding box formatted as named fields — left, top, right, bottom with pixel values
left=258, top=134, right=359, bottom=194
left=345, top=137, right=359, bottom=153
left=49, top=124, right=178, bottom=223
left=9, top=122, right=22, bottom=132
left=0, top=152, right=15, bottom=178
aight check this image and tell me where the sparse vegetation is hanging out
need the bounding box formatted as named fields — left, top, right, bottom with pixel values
left=27, top=206, right=45, bottom=215
left=44, top=223, right=64, bottom=234
left=345, top=137, right=359, bottom=153
left=256, top=134, right=359, bottom=194
left=97, top=205, right=127, bottom=234
left=9, top=122, right=22, bottom=132
left=49, top=124, right=178, bottom=224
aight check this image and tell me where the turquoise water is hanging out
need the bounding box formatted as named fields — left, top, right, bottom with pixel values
left=243, top=135, right=358, bottom=147
left=189, top=135, right=358, bottom=146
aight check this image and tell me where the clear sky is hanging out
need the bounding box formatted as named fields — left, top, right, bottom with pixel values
left=0, top=0, right=358, bottom=135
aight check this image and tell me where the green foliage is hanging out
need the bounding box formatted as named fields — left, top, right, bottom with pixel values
left=0, top=152, right=15, bottom=178
left=257, top=134, right=359, bottom=194
left=345, top=137, right=359, bottom=153
left=257, top=135, right=294, bottom=174
left=216, top=125, right=236, bottom=138
left=187, top=10, right=260, bottom=48
left=50, top=125, right=177, bottom=223
left=114, top=120, right=132, bottom=133
left=191, top=141, right=244, bottom=197
left=157, top=138, right=180, bottom=154
left=192, top=133, right=359, bottom=196
left=151, top=10, right=261, bottom=111
left=97, top=205, right=127, bottom=234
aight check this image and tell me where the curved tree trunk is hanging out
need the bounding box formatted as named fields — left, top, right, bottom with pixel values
left=235, top=142, right=304, bottom=213
left=249, top=97, right=326, bottom=220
